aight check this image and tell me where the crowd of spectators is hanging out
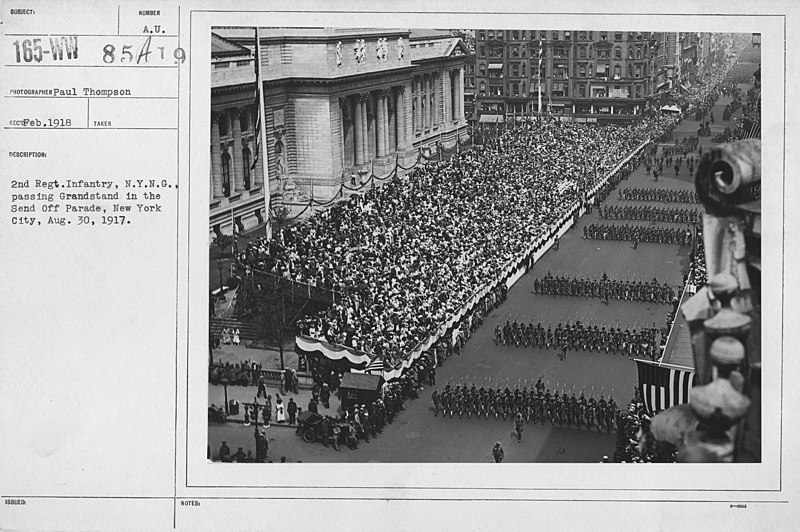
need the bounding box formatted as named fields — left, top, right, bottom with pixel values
left=612, top=392, right=678, bottom=463
left=238, top=114, right=678, bottom=369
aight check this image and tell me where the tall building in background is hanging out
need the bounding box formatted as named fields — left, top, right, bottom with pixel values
left=471, top=29, right=722, bottom=125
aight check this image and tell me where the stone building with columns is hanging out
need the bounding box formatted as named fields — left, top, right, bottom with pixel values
left=210, top=32, right=266, bottom=237
left=210, top=28, right=468, bottom=236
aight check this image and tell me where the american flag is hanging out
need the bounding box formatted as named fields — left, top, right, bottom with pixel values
left=635, top=359, right=695, bottom=416
left=365, top=356, right=384, bottom=374
left=742, top=122, right=761, bottom=139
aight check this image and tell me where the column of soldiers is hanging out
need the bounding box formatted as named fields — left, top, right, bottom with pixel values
left=598, top=205, right=700, bottom=224
left=492, top=319, right=663, bottom=360
left=583, top=223, right=693, bottom=245
left=431, top=380, right=618, bottom=433
left=618, top=187, right=700, bottom=203
left=533, top=272, right=676, bottom=304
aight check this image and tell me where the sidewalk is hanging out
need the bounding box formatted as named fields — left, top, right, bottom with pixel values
left=208, top=380, right=341, bottom=427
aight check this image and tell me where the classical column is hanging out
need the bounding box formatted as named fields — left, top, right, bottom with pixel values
left=433, top=74, right=440, bottom=125
left=231, top=108, right=245, bottom=192
left=211, top=112, right=223, bottom=198
left=382, top=89, right=391, bottom=154
left=354, top=96, right=364, bottom=166
left=460, top=67, right=465, bottom=120
left=424, top=75, right=431, bottom=129
left=360, top=95, right=369, bottom=164
left=376, top=92, right=386, bottom=158
left=395, top=87, right=406, bottom=150
left=387, top=89, right=396, bottom=152
left=413, top=77, right=421, bottom=131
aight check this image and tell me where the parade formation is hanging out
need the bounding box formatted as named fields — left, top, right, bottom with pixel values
left=597, top=204, right=700, bottom=224
left=583, top=223, right=694, bottom=245
left=533, top=272, right=677, bottom=304
left=617, top=187, right=700, bottom=204
left=431, top=380, right=618, bottom=434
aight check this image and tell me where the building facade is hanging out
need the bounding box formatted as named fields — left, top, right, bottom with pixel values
left=210, top=28, right=468, bottom=237
left=473, top=30, right=657, bottom=124
left=210, top=32, right=267, bottom=237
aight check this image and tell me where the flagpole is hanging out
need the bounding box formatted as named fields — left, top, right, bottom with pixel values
left=254, top=27, right=272, bottom=240
left=538, top=37, right=543, bottom=117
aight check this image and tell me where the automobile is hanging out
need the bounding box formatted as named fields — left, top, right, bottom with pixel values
left=295, top=411, right=352, bottom=449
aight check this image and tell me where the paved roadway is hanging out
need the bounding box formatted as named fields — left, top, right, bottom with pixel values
left=208, top=89, right=746, bottom=463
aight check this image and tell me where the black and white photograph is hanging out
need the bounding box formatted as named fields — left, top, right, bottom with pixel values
left=206, top=27, right=762, bottom=464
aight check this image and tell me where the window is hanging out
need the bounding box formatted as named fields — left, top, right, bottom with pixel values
left=552, top=31, right=559, bottom=40
left=579, top=84, right=586, bottom=97
left=479, top=63, right=486, bottom=76
left=497, top=31, right=504, bottom=40
left=628, top=32, right=635, bottom=41
left=512, top=31, right=519, bottom=40
left=479, top=46, right=485, bottom=58
left=221, top=153, right=231, bottom=197
left=614, top=65, right=621, bottom=78
left=628, top=48, right=633, bottom=59
left=628, top=64, right=633, bottom=77
left=490, top=85, right=502, bottom=96
left=488, top=30, right=494, bottom=39
left=479, top=81, right=486, bottom=96
left=579, top=46, right=586, bottom=58
left=521, top=63, right=526, bottom=76
left=512, top=47, right=519, bottom=58
left=579, top=31, right=587, bottom=40
left=240, top=110, right=250, bottom=131
left=600, top=32, right=607, bottom=41
left=614, top=32, right=622, bottom=41
left=511, top=64, right=519, bottom=77
left=564, top=31, right=571, bottom=40
left=615, top=47, right=621, bottom=59
left=218, top=114, right=229, bottom=136
left=478, top=30, right=486, bottom=40
left=512, top=82, right=519, bottom=96
left=636, top=48, right=642, bottom=59
left=242, top=147, right=251, bottom=190
left=530, top=31, right=537, bottom=40
left=635, top=66, right=641, bottom=77
left=579, top=65, right=586, bottom=77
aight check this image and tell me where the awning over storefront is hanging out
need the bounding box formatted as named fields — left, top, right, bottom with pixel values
left=479, top=114, right=505, bottom=123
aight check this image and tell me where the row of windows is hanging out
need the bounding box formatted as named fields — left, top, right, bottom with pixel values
left=477, top=81, right=647, bottom=99
left=475, top=62, right=649, bottom=79
left=215, top=106, right=256, bottom=138
left=477, top=30, right=651, bottom=42
left=478, top=44, right=649, bottom=61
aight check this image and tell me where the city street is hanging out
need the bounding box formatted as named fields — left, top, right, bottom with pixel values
left=208, top=83, right=750, bottom=463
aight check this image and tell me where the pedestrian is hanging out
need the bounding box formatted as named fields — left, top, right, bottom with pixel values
left=492, top=442, right=505, bottom=463
left=560, top=341, right=568, bottom=360
left=321, top=383, right=331, bottom=409
left=218, top=441, right=231, bottom=462
left=275, top=395, right=286, bottom=423
left=287, top=397, right=298, bottom=425
left=256, top=377, right=268, bottom=399
left=279, top=371, right=286, bottom=395
left=308, top=398, right=319, bottom=414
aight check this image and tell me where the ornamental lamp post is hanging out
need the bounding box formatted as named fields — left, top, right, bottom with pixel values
left=217, top=258, right=224, bottom=297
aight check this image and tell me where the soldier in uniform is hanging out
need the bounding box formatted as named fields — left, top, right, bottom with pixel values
left=515, top=411, right=525, bottom=442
